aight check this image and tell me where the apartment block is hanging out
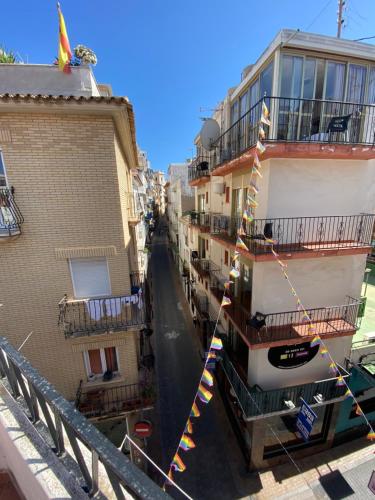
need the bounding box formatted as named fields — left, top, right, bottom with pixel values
left=186, top=30, right=375, bottom=469
left=0, top=64, right=153, bottom=427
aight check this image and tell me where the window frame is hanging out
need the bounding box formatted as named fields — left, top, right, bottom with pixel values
left=69, top=257, right=112, bottom=299
left=0, top=150, right=9, bottom=188
left=83, top=346, right=120, bottom=379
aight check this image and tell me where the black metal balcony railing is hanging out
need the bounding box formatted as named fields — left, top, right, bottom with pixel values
left=212, top=96, right=375, bottom=168
left=77, top=382, right=154, bottom=419
left=191, top=289, right=209, bottom=317
left=190, top=211, right=211, bottom=229
left=58, top=293, right=145, bottom=338
left=190, top=258, right=216, bottom=278
left=211, top=213, right=375, bottom=254
left=188, top=155, right=211, bottom=183
left=0, top=337, right=168, bottom=499
left=0, top=188, right=24, bottom=236
left=248, top=301, right=361, bottom=345
left=220, top=349, right=348, bottom=419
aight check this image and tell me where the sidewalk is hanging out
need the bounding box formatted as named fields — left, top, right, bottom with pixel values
left=244, top=437, right=375, bottom=499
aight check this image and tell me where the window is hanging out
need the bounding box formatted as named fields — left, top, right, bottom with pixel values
left=260, top=61, right=274, bottom=98
left=347, top=64, right=367, bottom=103
left=84, top=346, right=119, bottom=378
left=325, top=62, right=345, bottom=101
left=205, top=281, right=208, bottom=291
left=225, top=186, right=230, bottom=204
left=205, top=239, right=209, bottom=251
left=0, top=151, right=7, bottom=187
left=280, top=55, right=303, bottom=99
left=70, top=258, right=111, bottom=299
left=224, top=250, right=229, bottom=266
left=205, top=191, right=208, bottom=204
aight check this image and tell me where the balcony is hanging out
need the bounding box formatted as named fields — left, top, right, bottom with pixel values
left=211, top=213, right=375, bottom=259
left=191, top=289, right=209, bottom=318
left=188, top=155, right=211, bottom=185
left=247, top=301, right=360, bottom=348
left=58, top=293, right=146, bottom=338
left=77, top=382, right=154, bottom=420
left=191, top=258, right=218, bottom=279
left=125, top=192, right=140, bottom=224
left=0, top=188, right=24, bottom=238
left=190, top=211, right=211, bottom=232
left=220, top=349, right=349, bottom=420
left=212, top=96, right=375, bottom=170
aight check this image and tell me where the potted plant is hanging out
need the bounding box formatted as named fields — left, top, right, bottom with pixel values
left=0, top=46, right=16, bottom=64
left=73, top=45, right=97, bottom=66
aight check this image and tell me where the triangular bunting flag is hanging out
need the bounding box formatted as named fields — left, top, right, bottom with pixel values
left=224, top=280, right=233, bottom=290
left=336, top=376, right=345, bottom=387
left=190, top=401, right=200, bottom=417
left=310, top=335, right=320, bottom=347
left=247, top=196, right=258, bottom=208
left=261, top=101, right=271, bottom=126
left=320, top=346, right=329, bottom=358
left=229, top=267, right=240, bottom=279
left=198, top=383, right=213, bottom=404
left=202, top=368, right=214, bottom=387
left=211, top=336, right=223, bottom=350
left=236, top=237, right=249, bottom=251
left=185, top=419, right=193, bottom=434
left=248, top=182, right=259, bottom=194
left=253, top=152, right=261, bottom=168
left=355, top=404, right=363, bottom=416
left=366, top=431, right=375, bottom=440
left=252, top=166, right=263, bottom=178
left=256, top=140, right=266, bottom=155
left=329, top=362, right=337, bottom=375
left=259, top=124, right=266, bottom=140
left=344, top=389, right=352, bottom=399
left=222, top=296, right=231, bottom=307
left=180, top=434, right=196, bottom=451
left=171, top=453, right=186, bottom=472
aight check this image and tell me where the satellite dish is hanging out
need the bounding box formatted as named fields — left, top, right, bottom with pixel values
left=200, top=118, right=220, bottom=150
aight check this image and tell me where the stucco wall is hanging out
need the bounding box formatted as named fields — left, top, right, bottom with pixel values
left=248, top=335, right=352, bottom=390
left=251, top=254, right=367, bottom=315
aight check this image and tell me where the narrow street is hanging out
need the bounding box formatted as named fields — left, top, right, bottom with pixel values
left=149, top=217, right=244, bottom=500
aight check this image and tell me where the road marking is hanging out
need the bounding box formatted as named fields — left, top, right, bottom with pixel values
left=164, top=330, right=180, bottom=340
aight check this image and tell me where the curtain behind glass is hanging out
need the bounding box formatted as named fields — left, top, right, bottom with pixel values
left=325, top=62, right=345, bottom=100
left=347, top=64, right=367, bottom=103
left=368, top=68, right=375, bottom=103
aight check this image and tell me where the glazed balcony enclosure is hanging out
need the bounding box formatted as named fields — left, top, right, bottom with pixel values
left=188, top=155, right=211, bottom=184
left=190, top=211, right=211, bottom=230
left=211, top=213, right=375, bottom=257
left=219, top=349, right=349, bottom=420
left=211, top=96, right=375, bottom=169
left=59, top=292, right=145, bottom=337
left=0, top=188, right=24, bottom=237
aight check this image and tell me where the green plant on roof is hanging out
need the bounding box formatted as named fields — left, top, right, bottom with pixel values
left=0, top=46, right=16, bottom=64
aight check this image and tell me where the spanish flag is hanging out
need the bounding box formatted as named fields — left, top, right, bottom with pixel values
left=57, top=3, right=72, bottom=73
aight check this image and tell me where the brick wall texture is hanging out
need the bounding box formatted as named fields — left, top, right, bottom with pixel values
left=0, top=111, right=140, bottom=400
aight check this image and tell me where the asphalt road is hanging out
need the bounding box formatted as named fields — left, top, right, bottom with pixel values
left=149, top=219, right=241, bottom=500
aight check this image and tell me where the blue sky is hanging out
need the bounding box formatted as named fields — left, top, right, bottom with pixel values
left=2, top=0, right=375, bottom=171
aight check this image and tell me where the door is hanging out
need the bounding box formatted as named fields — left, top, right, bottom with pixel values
left=70, top=258, right=111, bottom=298
left=346, top=64, right=367, bottom=142
left=278, top=55, right=303, bottom=140
left=321, top=61, right=346, bottom=136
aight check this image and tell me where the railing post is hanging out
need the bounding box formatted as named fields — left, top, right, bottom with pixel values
left=91, top=450, right=99, bottom=497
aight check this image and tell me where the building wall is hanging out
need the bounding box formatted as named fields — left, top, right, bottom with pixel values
left=252, top=254, right=366, bottom=315
left=0, top=112, right=139, bottom=399
left=248, top=336, right=352, bottom=390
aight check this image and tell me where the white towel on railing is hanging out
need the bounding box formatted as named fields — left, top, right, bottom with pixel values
left=137, top=289, right=143, bottom=310
left=103, top=298, right=122, bottom=317
left=86, top=300, right=103, bottom=321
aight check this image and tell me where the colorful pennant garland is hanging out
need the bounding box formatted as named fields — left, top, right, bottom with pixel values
left=179, top=434, right=196, bottom=451
left=221, top=296, right=232, bottom=307
left=171, top=453, right=186, bottom=472
left=198, top=384, right=213, bottom=404
left=202, top=368, right=214, bottom=387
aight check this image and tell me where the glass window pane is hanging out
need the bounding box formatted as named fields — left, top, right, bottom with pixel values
left=280, top=55, right=303, bottom=98
left=325, top=62, right=346, bottom=100
left=260, top=61, right=274, bottom=98
left=88, top=349, right=103, bottom=374
left=347, top=64, right=367, bottom=103
left=0, top=153, right=6, bottom=187
left=303, top=59, right=316, bottom=99
left=230, top=101, right=239, bottom=125
left=105, top=347, right=118, bottom=372
left=239, top=90, right=249, bottom=117
left=368, top=68, right=375, bottom=103
left=249, top=80, right=259, bottom=108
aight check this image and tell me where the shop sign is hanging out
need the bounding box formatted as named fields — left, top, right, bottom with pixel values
left=296, top=398, right=317, bottom=442
left=268, top=342, right=319, bottom=369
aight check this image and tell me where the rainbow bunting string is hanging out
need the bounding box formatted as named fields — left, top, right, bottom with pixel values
left=211, top=336, right=223, bottom=350
left=229, top=268, right=240, bottom=279
left=185, top=419, right=193, bottom=434
left=221, top=296, right=231, bottom=307
left=179, top=434, right=195, bottom=451
left=310, top=335, right=320, bottom=347
left=171, top=453, right=186, bottom=472
left=236, top=237, right=249, bottom=251
left=190, top=402, right=200, bottom=418
left=202, top=368, right=214, bottom=387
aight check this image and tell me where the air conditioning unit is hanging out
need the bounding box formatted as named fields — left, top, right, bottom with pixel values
left=213, top=183, right=225, bottom=194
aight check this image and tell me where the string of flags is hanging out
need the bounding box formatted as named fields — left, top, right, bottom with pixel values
left=166, top=99, right=374, bottom=489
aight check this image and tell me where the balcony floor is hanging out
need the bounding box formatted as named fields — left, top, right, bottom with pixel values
left=0, top=473, right=22, bottom=500
left=247, top=318, right=356, bottom=349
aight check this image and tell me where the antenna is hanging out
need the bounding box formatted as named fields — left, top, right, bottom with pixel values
left=337, top=0, right=345, bottom=38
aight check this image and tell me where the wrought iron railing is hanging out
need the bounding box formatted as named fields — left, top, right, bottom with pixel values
left=190, top=211, right=211, bottom=228
left=211, top=213, right=375, bottom=254
left=188, top=155, right=211, bottom=182
left=212, top=96, right=375, bottom=167
left=248, top=300, right=361, bottom=345
left=58, top=293, right=145, bottom=338
left=191, top=289, right=209, bottom=317
left=220, top=349, right=348, bottom=419
left=77, top=382, right=154, bottom=419
left=190, top=258, right=211, bottom=278
left=0, top=188, right=24, bottom=236
left=0, top=337, right=168, bottom=498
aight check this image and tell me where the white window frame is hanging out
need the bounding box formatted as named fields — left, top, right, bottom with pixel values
left=69, top=257, right=112, bottom=299
left=83, top=346, right=120, bottom=379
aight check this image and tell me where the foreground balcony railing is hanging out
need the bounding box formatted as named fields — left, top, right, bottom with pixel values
left=190, top=211, right=211, bottom=229
left=211, top=213, right=375, bottom=254
left=0, top=188, right=24, bottom=237
left=247, top=301, right=361, bottom=345
left=212, top=96, right=375, bottom=168
left=58, top=293, right=145, bottom=338
left=0, top=337, right=167, bottom=498
left=77, top=382, right=154, bottom=420
left=188, top=155, right=211, bottom=183
left=220, top=349, right=348, bottom=419
left=190, top=258, right=218, bottom=278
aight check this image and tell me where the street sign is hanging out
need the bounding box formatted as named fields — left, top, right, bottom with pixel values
left=134, top=420, right=153, bottom=438
left=296, top=398, right=317, bottom=442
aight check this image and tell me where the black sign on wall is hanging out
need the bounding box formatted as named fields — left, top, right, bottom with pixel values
left=268, top=342, right=319, bottom=369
